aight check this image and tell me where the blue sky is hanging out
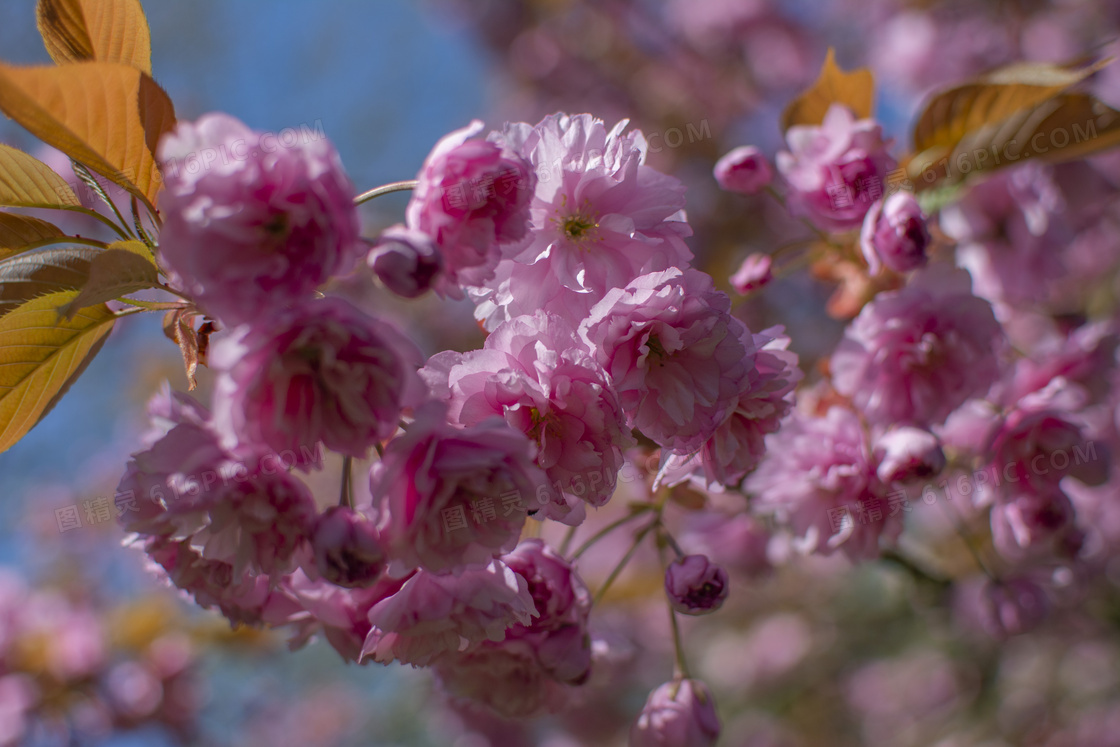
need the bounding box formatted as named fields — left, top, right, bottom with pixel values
left=0, top=2, right=493, bottom=508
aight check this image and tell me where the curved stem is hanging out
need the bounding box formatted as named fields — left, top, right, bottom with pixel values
left=558, top=525, right=578, bottom=557
left=570, top=504, right=654, bottom=561
left=592, top=519, right=657, bottom=605
left=353, top=180, right=418, bottom=206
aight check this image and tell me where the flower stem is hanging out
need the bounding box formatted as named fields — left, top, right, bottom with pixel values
left=340, top=455, right=353, bottom=509
left=592, top=519, right=657, bottom=605
left=660, top=526, right=685, bottom=559
left=880, top=547, right=950, bottom=587
left=668, top=604, right=691, bottom=680
left=570, top=504, right=654, bottom=561
left=558, top=525, right=578, bottom=557
left=353, top=180, right=419, bottom=206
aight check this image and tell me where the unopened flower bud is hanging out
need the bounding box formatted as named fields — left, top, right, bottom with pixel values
left=860, top=192, right=931, bottom=274
left=714, top=145, right=773, bottom=195
left=874, top=426, right=946, bottom=484
left=664, top=554, right=729, bottom=615
left=312, top=506, right=385, bottom=587
left=730, top=253, right=773, bottom=295
left=630, top=678, right=721, bottom=747
left=367, top=224, right=443, bottom=298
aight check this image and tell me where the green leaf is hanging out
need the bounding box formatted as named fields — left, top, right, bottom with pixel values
left=0, top=291, right=116, bottom=454
left=36, top=0, right=153, bottom=74
left=0, top=246, right=97, bottom=318
left=0, top=213, right=66, bottom=260
left=60, top=239, right=157, bottom=318
left=0, top=143, right=80, bottom=210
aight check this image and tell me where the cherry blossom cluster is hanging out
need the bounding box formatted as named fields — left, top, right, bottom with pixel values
left=112, top=109, right=809, bottom=744
left=113, top=88, right=1120, bottom=745
left=713, top=99, right=1119, bottom=650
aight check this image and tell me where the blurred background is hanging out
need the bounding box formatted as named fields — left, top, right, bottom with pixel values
left=1, top=0, right=1120, bottom=745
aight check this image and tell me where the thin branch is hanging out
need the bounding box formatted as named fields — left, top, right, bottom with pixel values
left=340, top=455, right=353, bottom=509
left=592, top=520, right=657, bottom=605
left=570, top=504, right=654, bottom=561
left=353, top=180, right=418, bottom=205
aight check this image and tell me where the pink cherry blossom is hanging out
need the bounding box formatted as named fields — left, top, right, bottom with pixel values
left=363, top=560, right=536, bottom=667
left=831, top=264, right=1003, bottom=427
left=370, top=402, right=546, bottom=573
left=660, top=326, right=800, bottom=489
left=422, top=312, right=632, bottom=521
left=630, top=678, right=721, bottom=747
left=776, top=103, right=896, bottom=232
left=157, top=112, right=361, bottom=325
left=139, top=538, right=278, bottom=627
left=990, top=485, right=1083, bottom=561
left=433, top=638, right=574, bottom=718
left=405, top=120, right=535, bottom=297
left=988, top=380, right=1107, bottom=494
left=580, top=268, right=755, bottom=454
left=211, top=297, right=423, bottom=461
left=747, top=408, right=898, bottom=561
left=276, top=570, right=407, bottom=662
left=939, top=163, right=1069, bottom=308
left=469, top=113, right=693, bottom=329
left=501, top=538, right=590, bottom=636
left=118, top=388, right=318, bottom=578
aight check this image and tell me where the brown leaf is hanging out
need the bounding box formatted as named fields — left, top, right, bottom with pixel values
left=36, top=0, right=153, bottom=74
left=910, top=91, right=1120, bottom=189
left=781, top=48, right=874, bottom=132
left=909, top=58, right=1120, bottom=189
left=913, top=58, right=1109, bottom=156
left=0, top=245, right=97, bottom=318
left=60, top=239, right=157, bottom=318
left=0, top=62, right=176, bottom=212
left=0, top=213, right=66, bottom=261
left=162, top=307, right=203, bottom=390
left=0, top=144, right=81, bottom=210
left=0, top=291, right=116, bottom=453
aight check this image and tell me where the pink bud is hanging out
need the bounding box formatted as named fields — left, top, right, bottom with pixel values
left=730, top=253, right=773, bottom=295
left=664, top=555, right=729, bottom=615
left=312, top=507, right=386, bottom=588
left=367, top=224, right=443, bottom=298
left=714, top=145, right=773, bottom=195
left=874, top=426, right=946, bottom=484
left=860, top=192, right=931, bottom=274
left=630, top=678, right=721, bottom=747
